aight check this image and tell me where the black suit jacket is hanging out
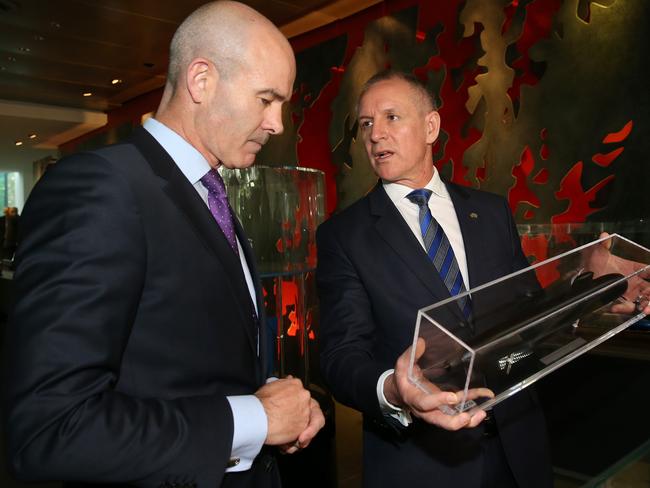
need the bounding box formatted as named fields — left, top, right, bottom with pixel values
left=316, top=182, right=553, bottom=487
left=3, top=128, right=277, bottom=488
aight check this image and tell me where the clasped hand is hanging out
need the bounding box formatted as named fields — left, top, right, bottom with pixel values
left=255, top=376, right=325, bottom=454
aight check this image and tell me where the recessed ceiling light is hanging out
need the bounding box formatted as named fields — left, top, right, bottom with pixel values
left=111, top=78, right=123, bottom=85
left=83, top=92, right=92, bottom=97
left=28, top=133, right=37, bottom=139
left=34, top=34, right=45, bottom=41
left=18, top=47, right=31, bottom=53
left=15, top=141, right=23, bottom=146
left=50, top=21, right=61, bottom=29
left=7, top=56, right=16, bottom=62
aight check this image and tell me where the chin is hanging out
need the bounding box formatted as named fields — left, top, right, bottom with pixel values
left=375, top=169, right=398, bottom=182
left=222, top=155, right=258, bottom=169
left=240, top=155, right=258, bottom=168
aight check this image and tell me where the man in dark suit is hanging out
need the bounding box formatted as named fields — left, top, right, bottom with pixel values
left=3, top=2, right=323, bottom=487
left=317, top=71, right=553, bottom=487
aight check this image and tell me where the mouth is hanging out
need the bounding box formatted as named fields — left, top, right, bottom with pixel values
left=249, top=136, right=269, bottom=151
left=373, top=150, right=394, bottom=161
left=248, top=140, right=264, bottom=152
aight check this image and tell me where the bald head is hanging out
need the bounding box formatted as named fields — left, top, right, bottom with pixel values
left=167, top=1, right=292, bottom=88
left=156, top=1, right=295, bottom=170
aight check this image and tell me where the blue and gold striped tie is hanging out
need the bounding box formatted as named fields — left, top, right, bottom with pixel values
left=407, top=188, right=472, bottom=319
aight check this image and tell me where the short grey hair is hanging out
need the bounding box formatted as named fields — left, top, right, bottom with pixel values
left=357, top=70, right=437, bottom=115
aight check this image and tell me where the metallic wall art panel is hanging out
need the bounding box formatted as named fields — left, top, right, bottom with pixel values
left=253, top=0, right=648, bottom=257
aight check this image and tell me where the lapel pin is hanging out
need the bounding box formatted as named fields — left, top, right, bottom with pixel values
left=469, top=212, right=478, bottom=219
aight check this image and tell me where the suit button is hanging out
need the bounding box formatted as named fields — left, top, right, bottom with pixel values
left=227, top=457, right=240, bottom=468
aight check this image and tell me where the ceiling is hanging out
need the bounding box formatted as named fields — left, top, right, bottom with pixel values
left=0, top=0, right=380, bottom=172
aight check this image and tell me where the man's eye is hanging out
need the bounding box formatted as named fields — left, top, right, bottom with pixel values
left=260, top=98, right=272, bottom=106
left=360, top=120, right=373, bottom=129
left=387, top=114, right=398, bottom=121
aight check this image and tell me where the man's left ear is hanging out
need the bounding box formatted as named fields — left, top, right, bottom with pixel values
left=425, top=110, right=441, bottom=144
left=186, top=58, right=217, bottom=104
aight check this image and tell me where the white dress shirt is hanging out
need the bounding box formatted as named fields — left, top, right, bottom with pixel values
left=376, top=169, right=470, bottom=422
left=143, top=118, right=265, bottom=471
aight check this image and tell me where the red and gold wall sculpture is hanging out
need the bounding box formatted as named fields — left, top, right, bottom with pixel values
left=255, top=0, right=648, bottom=253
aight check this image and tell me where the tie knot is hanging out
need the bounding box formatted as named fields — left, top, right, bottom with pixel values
left=201, top=168, right=227, bottom=198
left=406, top=188, right=432, bottom=208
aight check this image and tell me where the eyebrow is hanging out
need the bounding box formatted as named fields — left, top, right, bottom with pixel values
left=358, top=107, right=397, bottom=119
left=257, top=89, right=288, bottom=102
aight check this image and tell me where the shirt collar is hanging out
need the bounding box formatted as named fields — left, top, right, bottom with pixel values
left=143, top=117, right=212, bottom=184
left=382, top=167, right=448, bottom=204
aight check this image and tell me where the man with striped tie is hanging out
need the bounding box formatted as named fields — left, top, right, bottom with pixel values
left=316, top=71, right=552, bottom=488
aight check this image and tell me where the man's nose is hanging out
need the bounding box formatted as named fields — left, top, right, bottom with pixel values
left=263, top=104, right=284, bottom=135
left=369, top=120, right=386, bottom=142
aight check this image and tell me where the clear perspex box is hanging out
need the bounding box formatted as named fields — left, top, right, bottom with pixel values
left=408, top=234, right=650, bottom=414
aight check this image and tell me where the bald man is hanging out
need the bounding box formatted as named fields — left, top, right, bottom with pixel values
left=4, top=2, right=324, bottom=487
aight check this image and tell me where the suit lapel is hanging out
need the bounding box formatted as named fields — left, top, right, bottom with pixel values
left=369, top=183, right=452, bottom=302
left=234, top=217, right=267, bottom=382
left=129, top=127, right=259, bottom=355
left=445, top=183, right=484, bottom=289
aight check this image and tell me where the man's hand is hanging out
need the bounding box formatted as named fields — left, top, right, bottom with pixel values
left=279, top=398, right=326, bottom=454
left=255, top=377, right=312, bottom=445
left=384, top=338, right=493, bottom=430
left=588, top=233, right=650, bottom=315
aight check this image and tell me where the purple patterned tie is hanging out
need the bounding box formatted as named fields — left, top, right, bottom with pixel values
left=201, top=168, right=239, bottom=255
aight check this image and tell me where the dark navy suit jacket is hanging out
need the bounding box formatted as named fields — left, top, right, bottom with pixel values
left=4, top=128, right=276, bottom=488
left=317, top=181, right=553, bottom=488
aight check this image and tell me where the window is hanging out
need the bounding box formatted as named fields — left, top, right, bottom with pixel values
left=0, top=172, right=23, bottom=210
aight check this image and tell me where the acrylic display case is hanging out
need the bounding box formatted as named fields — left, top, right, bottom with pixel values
left=408, top=234, right=650, bottom=414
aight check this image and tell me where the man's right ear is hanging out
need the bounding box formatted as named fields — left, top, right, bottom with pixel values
left=186, top=58, right=216, bottom=103
left=424, top=110, right=441, bottom=144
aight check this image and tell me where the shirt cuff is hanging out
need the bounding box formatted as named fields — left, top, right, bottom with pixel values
left=226, top=395, right=267, bottom=472
left=376, top=369, right=412, bottom=427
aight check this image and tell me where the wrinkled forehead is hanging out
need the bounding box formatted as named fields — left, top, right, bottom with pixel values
left=358, top=78, right=421, bottom=116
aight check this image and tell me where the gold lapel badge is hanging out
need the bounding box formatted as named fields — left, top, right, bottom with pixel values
left=469, top=212, right=478, bottom=219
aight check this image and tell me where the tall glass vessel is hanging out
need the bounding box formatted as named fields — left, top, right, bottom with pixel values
left=223, top=166, right=326, bottom=386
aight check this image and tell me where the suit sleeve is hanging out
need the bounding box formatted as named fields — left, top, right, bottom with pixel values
left=316, top=222, right=387, bottom=420
left=3, top=153, right=233, bottom=487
